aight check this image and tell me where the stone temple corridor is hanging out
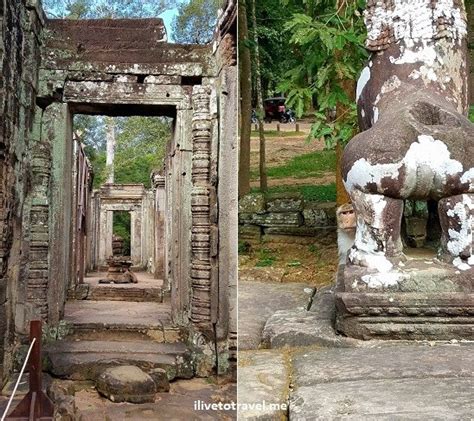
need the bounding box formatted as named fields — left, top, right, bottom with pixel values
left=0, top=0, right=237, bottom=417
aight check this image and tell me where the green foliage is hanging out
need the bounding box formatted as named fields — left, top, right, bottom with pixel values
left=113, top=212, right=131, bottom=255
left=113, top=116, right=171, bottom=187
left=251, top=183, right=336, bottom=202
left=255, top=247, right=277, bottom=267
left=245, top=0, right=302, bottom=97
left=172, top=0, right=220, bottom=44
left=77, top=116, right=172, bottom=189
left=250, top=150, right=336, bottom=180
left=469, top=105, right=474, bottom=123
left=238, top=241, right=251, bottom=254
left=277, top=0, right=368, bottom=147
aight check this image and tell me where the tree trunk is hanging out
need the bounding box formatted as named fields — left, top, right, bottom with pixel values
left=468, top=2, right=474, bottom=106
left=335, top=0, right=354, bottom=206
left=105, top=117, right=116, bottom=184
left=249, top=0, right=267, bottom=191
left=238, top=0, right=252, bottom=198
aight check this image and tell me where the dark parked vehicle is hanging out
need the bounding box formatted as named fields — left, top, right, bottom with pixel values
left=263, top=97, right=295, bottom=123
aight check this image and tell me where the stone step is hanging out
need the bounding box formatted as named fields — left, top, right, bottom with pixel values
left=86, top=284, right=163, bottom=302
left=64, top=300, right=183, bottom=343
left=44, top=340, right=194, bottom=381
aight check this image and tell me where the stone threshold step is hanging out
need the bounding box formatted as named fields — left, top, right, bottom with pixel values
left=86, top=285, right=164, bottom=302
left=63, top=300, right=181, bottom=342
left=45, top=340, right=194, bottom=382
left=64, top=300, right=171, bottom=327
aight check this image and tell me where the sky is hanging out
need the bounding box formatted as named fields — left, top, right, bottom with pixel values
left=159, top=6, right=180, bottom=42
left=43, top=1, right=185, bottom=42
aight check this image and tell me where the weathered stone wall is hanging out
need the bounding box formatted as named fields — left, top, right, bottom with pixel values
left=0, top=0, right=237, bottom=381
left=239, top=193, right=337, bottom=244
left=214, top=0, right=237, bottom=375
left=0, top=0, right=44, bottom=383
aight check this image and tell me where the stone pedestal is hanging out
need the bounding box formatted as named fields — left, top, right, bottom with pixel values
left=335, top=250, right=474, bottom=340
left=100, top=257, right=138, bottom=284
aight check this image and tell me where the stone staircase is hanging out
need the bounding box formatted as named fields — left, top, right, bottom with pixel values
left=45, top=280, right=194, bottom=384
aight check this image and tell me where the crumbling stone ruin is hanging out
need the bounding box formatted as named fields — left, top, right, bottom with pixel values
left=0, top=0, right=237, bottom=388
left=337, top=0, right=474, bottom=339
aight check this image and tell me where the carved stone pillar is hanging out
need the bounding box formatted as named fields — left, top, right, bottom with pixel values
left=98, top=208, right=113, bottom=268
left=130, top=210, right=141, bottom=267
left=190, top=86, right=217, bottom=335
left=152, top=173, right=166, bottom=284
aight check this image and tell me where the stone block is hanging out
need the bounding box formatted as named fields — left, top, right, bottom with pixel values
left=238, top=224, right=262, bottom=241
left=47, top=379, right=77, bottom=420
left=238, top=351, right=289, bottom=420
left=257, top=212, right=303, bottom=227
left=238, top=193, right=266, bottom=214
left=303, top=202, right=336, bottom=227
left=96, top=365, right=156, bottom=403
left=262, top=308, right=359, bottom=349
left=149, top=368, right=170, bottom=392
left=266, top=194, right=303, bottom=213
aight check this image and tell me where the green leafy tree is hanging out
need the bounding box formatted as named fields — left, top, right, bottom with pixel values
left=172, top=0, right=220, bottom=44
left=278, top=0, right=368, bottom=148
left=249, top=0, right=300, bottom=97
left=113, top=116, right=172, bottom=186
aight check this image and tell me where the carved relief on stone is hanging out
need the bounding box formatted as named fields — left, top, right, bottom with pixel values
left=190, top=86, right=214, bottom=331
left=27, top=140, right=53, bottom=320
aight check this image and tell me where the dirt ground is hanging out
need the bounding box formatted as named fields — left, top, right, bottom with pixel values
left=249, top=122, right=323, bottom=170
left=249, top=122, right=335, bottom=188
left=243, top=121, right=338, bottom=287
left=239, top=236, right=338, bottom=287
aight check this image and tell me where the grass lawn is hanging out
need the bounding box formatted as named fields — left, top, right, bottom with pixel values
left=250, top=150, right=336, bottom=180
left=251, top=183, right=336, bottom=202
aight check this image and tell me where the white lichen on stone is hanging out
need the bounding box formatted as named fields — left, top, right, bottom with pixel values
left=361, top=272, right=405, bottom=288
left=446, top=195, right=473, bottom=258
left=345, top=135, right=471, bottom=198
left=460, top=168, right=474, bottom=190
left=365, top=0, right=467, bottom=44
left=453, top=257, right=471, bottom=271
left=356, top=66, right=371, bottom=102
left=373, top=107, right=379, bottom=124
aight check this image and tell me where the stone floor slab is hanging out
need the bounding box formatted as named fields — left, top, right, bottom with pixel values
left=238, top=281, right=314, bottom=350
left=74, top=377, right=236, bottom=420
left=290, top=343, right=474, bottom=420
left=238, top=350, right=289, bottom=420
left=64, top=300, right=171, bottom=329
left=292, top=343, right=473, bottom=385
left=290, top=377, right=473, bottom=420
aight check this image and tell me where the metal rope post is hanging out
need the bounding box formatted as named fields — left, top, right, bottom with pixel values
left=2, top=320, right=54, bottom=420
